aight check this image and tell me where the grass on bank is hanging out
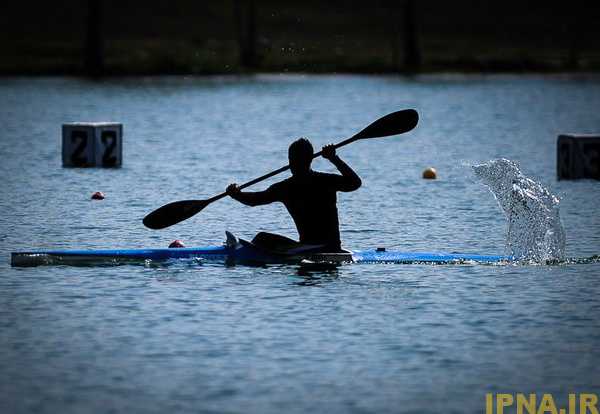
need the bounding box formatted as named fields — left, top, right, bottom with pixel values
left=1, top=0, right=599, bottom=75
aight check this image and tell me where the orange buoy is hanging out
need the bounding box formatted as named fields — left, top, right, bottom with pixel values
left=422, top=167, right=437, bottom=179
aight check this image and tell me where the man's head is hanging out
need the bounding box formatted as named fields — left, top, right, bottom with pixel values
left=288, top=138, right=313, bottom=176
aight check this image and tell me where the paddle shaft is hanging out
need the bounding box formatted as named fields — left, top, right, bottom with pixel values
left=207, top=135, right=358, bottom=204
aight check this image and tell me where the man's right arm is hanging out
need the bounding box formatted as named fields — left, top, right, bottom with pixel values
left=226, top=183, right=279, bottom=207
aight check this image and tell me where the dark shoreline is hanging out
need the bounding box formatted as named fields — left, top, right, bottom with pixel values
left=2, top=67, right=598, bottom=78
left=3, top=1, right=599, bottom=78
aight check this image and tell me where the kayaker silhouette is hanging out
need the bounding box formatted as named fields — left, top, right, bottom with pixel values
left=226, top=138, right=362, bottom=253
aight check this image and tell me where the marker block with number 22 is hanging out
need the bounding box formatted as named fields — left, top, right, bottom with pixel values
left=62, top=123, right=123, bottom=167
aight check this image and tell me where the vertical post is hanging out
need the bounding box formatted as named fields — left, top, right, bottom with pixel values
left=403, top=0, right=421, bottom=73
left=233, top=0, right=258, bottom=70
left=565, top=1, right=582, bottom=70
left=85, top=0, right=104, bottom=77
left=386, top=0, right=401, bottom=71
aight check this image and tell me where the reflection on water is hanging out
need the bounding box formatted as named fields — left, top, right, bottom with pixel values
left=294, top=263, right=341, bottom=285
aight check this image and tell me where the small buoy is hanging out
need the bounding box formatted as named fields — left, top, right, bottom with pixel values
left=169, top=240, right=185, bottom=248
left=91, top=191, right=105, bottom=200
left=422, top=167, right=437, bottom=179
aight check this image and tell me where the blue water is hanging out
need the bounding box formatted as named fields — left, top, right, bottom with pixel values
left=1, top=75, right=599, bottom=414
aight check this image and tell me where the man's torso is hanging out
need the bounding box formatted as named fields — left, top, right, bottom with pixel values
left=268, top=171, right=342, bottom=250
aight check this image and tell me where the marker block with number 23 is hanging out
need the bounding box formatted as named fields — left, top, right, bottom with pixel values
left=62, top=123, right=123, bottom=167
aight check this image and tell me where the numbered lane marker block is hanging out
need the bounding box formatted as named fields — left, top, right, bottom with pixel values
left=557, top=134, right=600, bottom=180
left=62, top=123, right=123, bottom=167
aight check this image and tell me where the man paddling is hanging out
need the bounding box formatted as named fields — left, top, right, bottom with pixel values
left=226, top=138, right=361, bottom=252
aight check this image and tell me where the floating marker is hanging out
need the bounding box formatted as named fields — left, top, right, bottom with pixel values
left=62, top=123, right=123, bottom=167
left=557, top=134, right=600, bottom=180
left=422, top=167, right=437, bottom=179
left=91, top=191, right=105, bottom=200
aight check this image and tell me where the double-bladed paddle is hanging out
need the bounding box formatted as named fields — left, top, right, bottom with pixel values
left=143, top=109, right=419, bottom=229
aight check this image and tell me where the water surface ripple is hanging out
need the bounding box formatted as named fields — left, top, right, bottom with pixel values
left=1, top=75, right=599, bottom=414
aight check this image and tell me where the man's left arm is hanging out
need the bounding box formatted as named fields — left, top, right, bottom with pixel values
left=322, top=144, right=362, bottom=192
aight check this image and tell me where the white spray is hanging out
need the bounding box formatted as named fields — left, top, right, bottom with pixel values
left=472, top=159, right=566, bottom=262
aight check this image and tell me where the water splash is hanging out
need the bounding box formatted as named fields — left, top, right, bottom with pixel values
left=472, top=159, right=566, bottom=262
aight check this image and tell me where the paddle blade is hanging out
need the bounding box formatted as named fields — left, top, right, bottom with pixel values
left=143, top=199, right=209, bottom=229
left=353, top=109, right=419, bottom=140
